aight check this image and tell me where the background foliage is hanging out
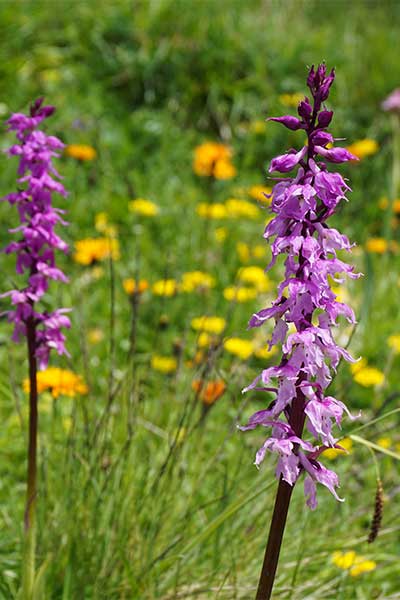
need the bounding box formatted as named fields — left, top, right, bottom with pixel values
left=0, top=1, right=400, bottom=598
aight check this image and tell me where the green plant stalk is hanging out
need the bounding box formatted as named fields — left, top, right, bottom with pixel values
left=22, top=316, right=38, bottom=599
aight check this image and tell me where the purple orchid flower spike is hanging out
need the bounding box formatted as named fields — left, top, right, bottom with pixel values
left=1, top=99, right=70, bottom=597
left=246, top=64, right=360, bottom=599
left=242, top=64, right=360, bottom=510
left=1, top=100, right=70, bottom=367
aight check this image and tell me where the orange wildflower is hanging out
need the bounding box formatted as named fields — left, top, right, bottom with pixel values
left=192, top=379, right=226, bottom=405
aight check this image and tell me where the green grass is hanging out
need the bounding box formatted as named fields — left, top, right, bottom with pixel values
left=1, top=1, right=400, bottom=598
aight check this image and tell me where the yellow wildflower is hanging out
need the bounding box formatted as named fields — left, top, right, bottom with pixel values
left=224, top=337, right=253, bottom=360
left=388, top=334, right=400, bottom=353
left=248, top=185, right=272, bottom=204
left=214, top=159, right=237, bottom=180
left=151, top=355, right=177, bottom=374
left=129, top=198, right=159, bottom=217
left=152, top=279, right=179, bottom=297
left=377, top=436, right=391, bottom=449
left=191, top=316, right=226, bottom=335
left=87, top=328, right=104, bottom=344
left=94, top=212, right=118, bottom=237
left=237, top=266, right=271, bottom=292
left=279, top=92, right=304, bottom=107
left=64, top=144, right=97, bottom=161
left=332, top=551, right=357, bottom=570
left=365, top=238, right=388, bottom=254
left=332, top=550, right=376, bottom=577
left=23, top=367, right=88, bottom=398
left=193, top=142, right=235, bottom=179
left=346, top=139, right=378, bottom=160
left=74, top=238, right=120, bottom=265
left=353, top=366, right=384, bottom=387
left=214, top=227, right=227, bottom=243
left=196, top=332, right=212, bottom=348
left=323, top=437, right=353, bottom=460
left=181, top=271, right=215, bottom=293
left=349, top=560, right=377, bottom=577
left=253, top=345, right=277, bottom=360
left=225, top=198, right=260, bottom=219
left=123, top=278, right=149, bottom=296
left=223, top=286, right=257, bottom=302
left=196, top=202, right=227, bottom=219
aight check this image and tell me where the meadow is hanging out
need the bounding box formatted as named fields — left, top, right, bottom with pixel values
left=0, top=1, right=400, bottom=598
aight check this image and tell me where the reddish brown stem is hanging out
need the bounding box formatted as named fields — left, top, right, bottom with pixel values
left=255, top=387, right=306, bottom=600
left=24, top=316, right=38, bottom=532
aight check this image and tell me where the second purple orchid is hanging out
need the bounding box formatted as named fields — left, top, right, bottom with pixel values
left=241, top=64, right=360, bottom=509
left=1, top=98, right=70, bottom=368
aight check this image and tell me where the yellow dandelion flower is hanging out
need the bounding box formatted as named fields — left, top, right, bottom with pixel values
left=394, top=199, right=400, bottom=214
left=196, top=332, right=212, bottom=348
left=225, top=198, right=260, bottom=219
left=181, top=271, right=215, bottom=293
left=332, top=550, right=357, bottom=570
left=224, top=337, right=253, bottom=360
left=196, top=202, right=227, bottom=219
left=353, top=366, right=384, bottom=387
left=349, top=560, right=376, bottom=577
left=237, top=266, right=271, bottom=292
left=223, top=286, right=257, bottom=302
left=388, top=334, right=400, bottom=353
left=151, top=355, right=177, bottom=374
left=365, top=238, right=388, bottom=254
left=152, top=279, right=179, bottom=297
left=377, top=436, right=391, bottom=449
left=23, top=367, right=88, bottom=398
left=129, top=198, right=159, bottom=217
left=350, top=358, right=367, bottom=375
left=248, top=185, right=272, bottom=204
left=214, top=227, right=227, bottom=243
left=123, top=278, right=149, bottom=296
left=332, top=550, right=376, bottom=577
left=73, top=238, right=120, bottom=265
left=253, top=345, right=278, bottom=360
left=279, top=92, right=304, bottom=107
left=323, top=437, right=353, bottom=460
left=191, top=316, right=226, bottom=335
left=65, top=144, right=97, bottom=161
left=346, top=139, right=378, bottom=160
left=87, top=328, right=104, bottom=344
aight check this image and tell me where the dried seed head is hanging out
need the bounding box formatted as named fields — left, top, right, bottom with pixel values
left=368, top=478, right=384, bottom=544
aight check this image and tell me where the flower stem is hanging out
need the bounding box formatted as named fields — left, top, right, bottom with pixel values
left=22, top=316, right=38, bottom=599
left=255, top=388, right=306, bottom=600
left=255, top=477, right=294, bottom=600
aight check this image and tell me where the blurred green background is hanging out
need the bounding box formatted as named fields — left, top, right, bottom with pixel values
left=1, top=1, right=400, bottom=598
